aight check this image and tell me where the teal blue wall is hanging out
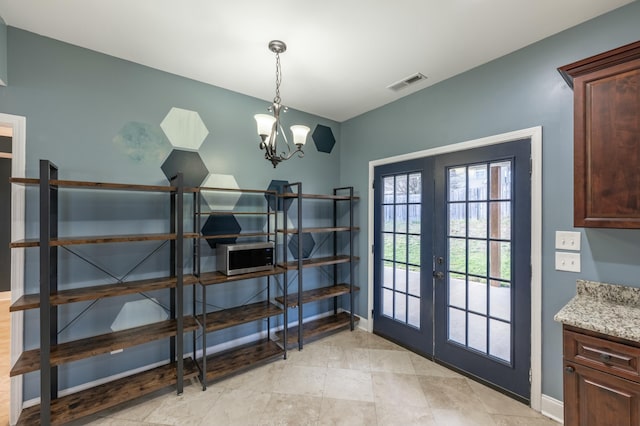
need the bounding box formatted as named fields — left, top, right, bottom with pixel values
left=0, top=15, right=7, bottom=85
left=340, top=2, right=640, bottom=401
left=0, top=28, right=342, bottom=400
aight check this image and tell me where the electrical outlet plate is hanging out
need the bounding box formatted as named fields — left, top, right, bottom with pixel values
left=555, top=231, right=581, bottom=251
left=555, top=252, right=581, bottom=272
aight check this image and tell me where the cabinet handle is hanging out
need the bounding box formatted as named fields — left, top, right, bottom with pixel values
left=564, top=366, right=575, bottom=374
left=599, top=353, right=612, bottom=362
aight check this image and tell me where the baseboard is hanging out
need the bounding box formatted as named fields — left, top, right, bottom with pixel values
left=541, top=394, right=564, bottom=424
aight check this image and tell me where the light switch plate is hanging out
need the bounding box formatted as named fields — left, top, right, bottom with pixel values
left=555, top=252, right=581, bottom=272
left=555, top=231, right=581, bottom=251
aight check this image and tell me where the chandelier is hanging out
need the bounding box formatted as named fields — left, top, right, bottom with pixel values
left=254, top=40, right=310, bottom=168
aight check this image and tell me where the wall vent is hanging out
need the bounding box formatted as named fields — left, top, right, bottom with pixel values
left=387, top=72, right=428, bottom=92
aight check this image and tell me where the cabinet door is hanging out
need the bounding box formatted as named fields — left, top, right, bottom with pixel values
left=564, top=361, right=640, bottom=426
left=573, top=58, right=640, bottom=228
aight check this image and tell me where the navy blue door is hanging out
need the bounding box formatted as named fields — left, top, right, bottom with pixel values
left=373, top=157, right=434, bottom=356
left=373, top=139, right=531, bottom=401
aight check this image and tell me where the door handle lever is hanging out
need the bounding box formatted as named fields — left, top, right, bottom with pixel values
left=433, top=271, right=444, bottom=279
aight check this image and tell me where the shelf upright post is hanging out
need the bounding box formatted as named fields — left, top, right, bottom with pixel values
left=192, top=188, right=203, bottom=389
left=349, top=186, right=355, bottom=331
left=169, top=172, right=185, bottom=394
left=278, top=189, right=288, bottom=359
left=294, top=183, right=303, bottom=350
left=39, top=159, right=58, bottom=425
left=333, top=188, right=338, bottom=316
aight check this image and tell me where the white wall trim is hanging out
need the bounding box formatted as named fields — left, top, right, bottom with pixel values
left=0, top=113, right=26, bottom=426
left=367, top=126, right=543, bottom=411
left=541, top=394, right=564, bottom=424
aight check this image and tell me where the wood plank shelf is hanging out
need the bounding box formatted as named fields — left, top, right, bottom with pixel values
left=276, top=312, right=359, bottom=346
left=10, top=275, right=199, bottom=312
left=198, top=211, right=275, bottom=216
left=200, top=340, right=284, bottom=383
left=10, top=317, right=199, bottom=376
left=10, top=177, right=181, bottom=192
left=279, top=192, right=360, bottom=201
left=200, top=231, right=274, bottom=240
left=275, top=284, right=359, bottom=308
left=198, top=266, right=285, bottom=286
left=279, top=255, right=357, bottom=270
left=198, top=301, right=283, bottom=333
left=16, top=357, right=199, bottom=425
left=199, top=186, right=277, bottom=195
left=11, top=232, right=199, bottom=248
left=279, top=226, right=359, bottom=234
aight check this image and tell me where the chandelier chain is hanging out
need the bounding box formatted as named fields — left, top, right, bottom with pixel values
left=274, top=51, right=282, bottom=105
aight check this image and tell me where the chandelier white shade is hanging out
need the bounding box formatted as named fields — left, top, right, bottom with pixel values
left=254, top=40, right=309, bottom=168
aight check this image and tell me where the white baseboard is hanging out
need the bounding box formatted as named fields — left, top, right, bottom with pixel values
left=541, top=394, right=564, bottom=424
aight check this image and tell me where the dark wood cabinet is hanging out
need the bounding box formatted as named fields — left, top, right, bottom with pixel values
left=563, top=326, right=640, bottom=425
left=558, top=41, right=640, bottom=228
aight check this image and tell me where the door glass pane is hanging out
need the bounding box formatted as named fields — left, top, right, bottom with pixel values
left=409, top=173, right=421, bottom=202
left=448, top=307, right=466, bottom=345
left=396, top=234, right=407, bottom=263
left=490, top=280, right=511, bottom=321
left=449, top=273, right=466, bottom=309
left=396, top=204, right=407, bottom=232
left=408, top=235, right=420, bottom=266
left=468, top=165, right=487, bottom=200
left=383, top=288, right=393, bottom=317
left=408, top=205, right=421, bottom=234
left=468, top=313, right=487, bottom=353
left=490, top=161, right=511, bottom=200
left=396, top=174, right=407, bottom=203
left=395, top=293, right=407, bottom=322
left=383, top=233, right=394, bottom=261
left=395, top=263, right=407, bottom=293
left=448, top=238, right=466, bottom=273
left=468, top=278, right=487, bottom=315
left=490, top=241, right=511, bottom=280
left=408, top=267, right=420, bottom=297
left=468, top=239, right=487, bottom=276
left=449, top=203, right=466, bottom=237
left=408, top=296, right=420, bottom=328
left=468, top=202, right=487, bottom=238
left=383, top=205, right=394, bottom=232
left=490, top=319, right=511, bottom=362
left=449, top=167, right=466, bottom=201
left=383, top=177, right=395, bottom=203
left=489, top=201, right=510, bottom=240
left=382, top=261, right=394, bottom=288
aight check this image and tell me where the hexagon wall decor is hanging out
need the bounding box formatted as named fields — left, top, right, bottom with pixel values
left=201, top=215, right=241, bottom=249
left=160, top=107, right=209, bottom=151
left=113, top=121, right=172, bottom=163
left=201, top=174, right=241, bottom=211
left=161, top=149, right=208, bottom=187
left=265, top=179, right=292, bottom=212
left=111, top=299, right=168, bottom=331
left=312, top=125, right=336, bottom=153
left=288, top=232, right=315, bottom=259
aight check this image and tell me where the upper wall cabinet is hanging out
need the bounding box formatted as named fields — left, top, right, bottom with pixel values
left=559, top=41, right=640, bottom=228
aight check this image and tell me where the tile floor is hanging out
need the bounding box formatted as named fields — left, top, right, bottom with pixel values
left=72, top=329, right=559, bottom=426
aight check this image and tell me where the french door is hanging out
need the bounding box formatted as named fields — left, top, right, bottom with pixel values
left=373, top=139, right=531, bottom=401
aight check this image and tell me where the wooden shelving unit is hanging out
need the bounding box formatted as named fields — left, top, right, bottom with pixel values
left=280, top=184, right=359, bottom=350
left=10, top=161, right=196, bottom=425
left=193, top=186, right=287, bottom=389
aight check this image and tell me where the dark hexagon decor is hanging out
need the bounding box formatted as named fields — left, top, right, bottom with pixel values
left=201, top=215, right=241, bottom=249
left=312, top=125, right=336, bottom=154
left=288, top=233, right=315, bottom=259
left=161, top=149, right=208, bottom=187
left=265, top=179, right=292, bottom=212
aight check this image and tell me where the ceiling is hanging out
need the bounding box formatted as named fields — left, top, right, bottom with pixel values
left=0, top=0, right=634, bottom=122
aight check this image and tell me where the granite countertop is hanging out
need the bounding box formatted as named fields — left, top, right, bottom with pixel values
left=554, top=279, right=640, bottom=343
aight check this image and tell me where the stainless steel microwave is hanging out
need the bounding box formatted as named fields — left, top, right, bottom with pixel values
left=216, top=242, right=274, bottom=276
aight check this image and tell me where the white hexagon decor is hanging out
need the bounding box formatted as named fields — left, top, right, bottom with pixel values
left=202, top=174, right=241, bottom=211
left=264, top=212, right=294, bottom=244
left=110, top=298, right=168, bottom=332
left=160, top=107, right=209, bottom=151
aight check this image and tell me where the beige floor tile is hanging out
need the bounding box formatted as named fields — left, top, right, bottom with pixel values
left=323, top=368, right=374, bottom=402
left=467, top=378, right=539, bottom=417
left=142, top=385, right=224, bottom=425
left=431, top=408, right=496, bottom=426
left=327, top=346, right=371, bottom=371
left=492, top=414, right=561, bottom=425
left=318, top=329, right=371, bottom=349
left=202, top=387, right=271, bottom=426
left=420, top=376, right=487, bottom=412
left=376, top=402, right=436, bottom=426
left=371, top=371, right=428, bottom=408
left=218, top=360, right=286, bottom=392
left=409, top=353, right=462, bottom=378
left=286, top=343, right=333, bottom=367
left=273, top=365, right=327, bottom=397
left=257, top=393, right=323, bottom=426
left=368, top=348, right=415, bottom=374
left=317, top=398, right=377, bottom=426
left=366, top=333, right=405, bottom=351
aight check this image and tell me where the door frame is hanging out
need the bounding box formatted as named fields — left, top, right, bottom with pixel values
left=0, top=113, right=26, bottom=425
left=367, top=126, right=542, bottom=411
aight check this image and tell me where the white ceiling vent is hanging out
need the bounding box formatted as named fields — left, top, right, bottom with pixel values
left=387, top=73, right=428, bottom=92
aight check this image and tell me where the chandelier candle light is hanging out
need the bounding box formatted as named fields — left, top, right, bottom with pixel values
left=254, top=40, right=310, bottom=168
